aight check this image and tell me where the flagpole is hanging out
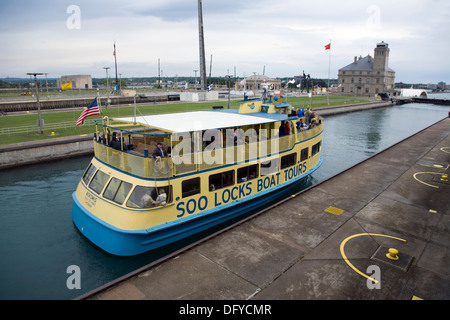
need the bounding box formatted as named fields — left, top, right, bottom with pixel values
left=114, top=41, right=119, bottom=93
left=97, top=89, right=102, bottom=115
left=327, top=39, right=331, bottom=105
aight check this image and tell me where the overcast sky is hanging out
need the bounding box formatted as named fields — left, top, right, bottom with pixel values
left=0, top=0, right=449, bottom=83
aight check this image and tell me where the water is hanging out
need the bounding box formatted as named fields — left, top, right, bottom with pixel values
left=428, top=92, right=450, bottom=100
left=313, top=102, right=449, bottom=183
left=0, top=103, right=448, bottom=300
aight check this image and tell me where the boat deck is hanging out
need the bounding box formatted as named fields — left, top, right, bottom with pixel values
left=80, top=117, right=450, bottom=300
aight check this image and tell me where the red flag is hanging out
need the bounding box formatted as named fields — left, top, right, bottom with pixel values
left=325, top=43, right=331, bottom=50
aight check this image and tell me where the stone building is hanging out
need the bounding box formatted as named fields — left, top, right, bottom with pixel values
left=57, top=75, right=92, bottom=89
left=237, top=75, right=282, bottom=92
left=337, top=41, right=395, bottom=96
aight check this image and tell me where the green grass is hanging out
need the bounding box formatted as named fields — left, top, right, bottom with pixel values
left=0, top=95, right=371, bottom=145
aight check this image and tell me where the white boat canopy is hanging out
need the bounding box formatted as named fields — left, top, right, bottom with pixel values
left=115, top=110, right=287, bottom=133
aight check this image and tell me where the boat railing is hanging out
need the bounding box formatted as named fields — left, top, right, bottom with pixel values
left=93, top=122, right=323, bottom=179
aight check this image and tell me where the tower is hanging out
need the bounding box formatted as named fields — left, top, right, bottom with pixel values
left=373, top=41, right=390, bottom=72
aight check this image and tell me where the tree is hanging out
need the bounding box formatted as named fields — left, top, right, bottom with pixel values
left=102, top=79, right=127, bottom=89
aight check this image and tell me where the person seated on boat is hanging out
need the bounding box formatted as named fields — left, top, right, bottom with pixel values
left=279, top=122, right=286, bottom=137
left=153, top=142, right=166, bottom=158
left=97, top=132, right=106, bottom=144
left=108, top=132, right=116, bottom=147
left=296, top=118, right=307, bottom=131
left=154, top=188, right=167, bottom=206
left=297, top=107, right=305, bottom=118
left=141, top=192, right=155, bottom=207
left=109, top=132, right=121, bottom=150
left=284, top=121, right=291, bottom=135
left=141, top=188, right=167, bottom=207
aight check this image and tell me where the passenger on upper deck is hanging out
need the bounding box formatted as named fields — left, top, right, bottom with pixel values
left=284, top=121, right=291, bottom=135
left=297, top=107, right=305, bottom=118
left=109, top=132, right=120, bottom=150
left=153, top=142, right=167, bottom=158
left=305, top=107, right=313, bottom=124
left=296, top=118, right=307, bottom=131
left=109, top=132, right=128, bottom=151
left=97, top=132, right=106, bottom=144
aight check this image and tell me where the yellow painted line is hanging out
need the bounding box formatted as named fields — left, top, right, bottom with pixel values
left=325, top=206, right=344, bottom=216
left=413, top=172, right=442, bottom=189
left=340, top=233, right=407, bottom=283
left=412, top=295, right=423, bottom=300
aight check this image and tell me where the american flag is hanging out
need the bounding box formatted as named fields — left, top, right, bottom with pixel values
left=76, top=97, right=100, bottom=126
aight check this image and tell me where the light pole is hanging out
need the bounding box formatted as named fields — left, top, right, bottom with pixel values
left=26, top=73, right=44, bottom=134
left=193, top=70, right=198, bottom=91
left=253, top=72, right=257, bottom=98
left=103, top=67, right=110, bottom=108
left=44, top=73, right=49, bottom=99
left=227, top=75, right=231, bottom=109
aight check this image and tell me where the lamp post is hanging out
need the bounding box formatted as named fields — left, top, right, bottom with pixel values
left=193, top=70, right=198, bottom=91
left=103, top=67, right=110, bottom=108
left=44, top=73, right=49, bottom=99
left=26, top=73, right=44, bottom=134
left=227, top=75, right=231, bottom=109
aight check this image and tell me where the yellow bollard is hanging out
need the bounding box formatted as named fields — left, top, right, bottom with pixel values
left=441, top=174, right=448, bottom=182
left=386, top=248, right=399, bottom=260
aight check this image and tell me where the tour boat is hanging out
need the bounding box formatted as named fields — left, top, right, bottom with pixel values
left=72, top=96, right=324, bottom=256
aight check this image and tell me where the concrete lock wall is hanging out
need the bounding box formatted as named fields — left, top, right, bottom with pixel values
left=0, top=138, right=94, bottom=170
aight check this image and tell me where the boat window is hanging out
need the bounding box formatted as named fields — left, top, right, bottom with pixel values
left=103, top=178, right=132, bottom=205
left=281, top=153, right=297, bottom=169
left=182, top=178, right=201, bottom=198
left=82, top=163, right=97, bottom=185
left=300, top=148, right=309, bottom=161
left=237, top=164, right=258, bottom=183
left=261, top=158, right=279, bottom=176
left=89, top=170, right=110, bottom=195
left=209, top=170, right=234, bottom=191
left=312, top=141, right=321, bottom=157
left=126, top=185, right=172, bottom=209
